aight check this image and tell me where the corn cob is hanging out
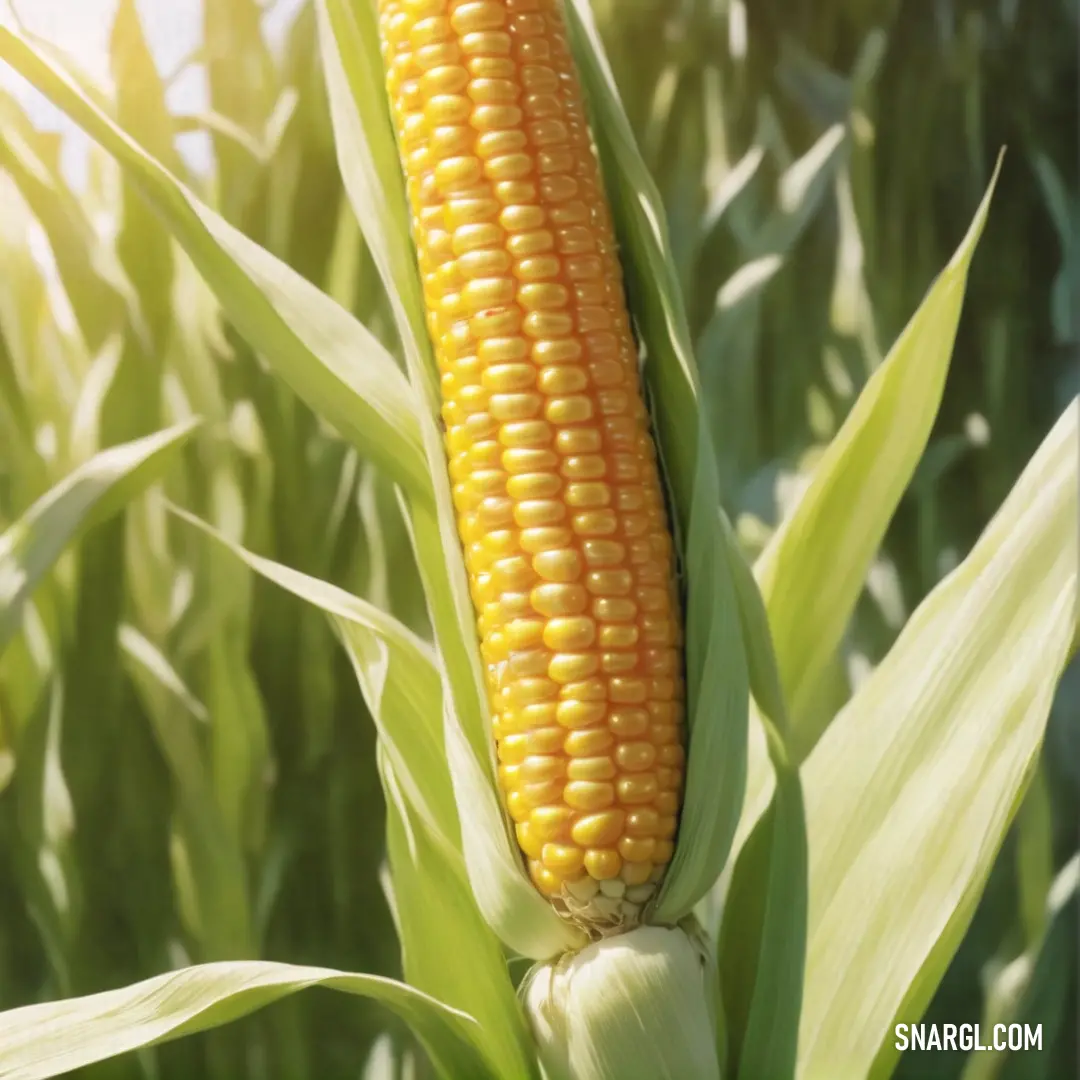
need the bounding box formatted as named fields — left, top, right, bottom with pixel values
left=377, top=0, right=685, bottom=932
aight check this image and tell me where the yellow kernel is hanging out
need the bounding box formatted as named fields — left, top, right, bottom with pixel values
left=584, top=849, right=622, bottom=879
left=570, top=811, right=624, bottom=849
left=507, top=650, right=551, bottom=677
left=621, top=860, right=654, bottom=886
left=565, top=483, right=611, bottom=510
left=462, top=277, right=516, bottom=313
left=500, top=421, right=554, bottom=448
left=542, top=844, right=585, bottom=875
left=523, top=779, right=564, bottom=806
left=476, top=129, right=527, bottom=157
left=618, top=836, right=656, bottom=862
left=556, top=428, right=602, bottom=453
left=625, top=809, right=660, bottom=837
left=451, top=2, right=506, bottom=33
left=573, top=510, right=619, bottom=537
left=654, top=839, right=675, bottom=863
left=600, top=652, right=638, bottom=674
left=468, top=55, right=517, bottom=79
left=471, top=307, right=522, bottom=337
left=530, top=805, right=574, bottom=840
left=478, top=496, right=515, bottom=527
left=566, top=756, right=615, bottom=781
left=511, top=677, right=559, bottom=706
left=565, top=781, right=615, bottom=812
left=658, top=744, right=686, bottom=767
left=533, top=339, right=583, bottom=365
left=507, top=618, right=545, bottom=650
left=410, top=15, right=451, bottom=48
left=615, top=742, right=658, bottom=773
left=564, top=728, right=614, bottom=756
left=533, top=548, right=582, bottom=583
left=585, top=569, right=632, bottom=596
left=543, top=616, right=595, bottom=651
left=545, top=395, right=594, bottom=424
left=524, top=311, right=574, bottom=339
left=529, top=860, right=561, bottom=895
left=525, top=725, right=566, bottom=753
left=583, top=541, right=626, bottom=569
left=508, top=230, right=555, bottom=257
left=501, top=447, right=557, bottom=473
left=531, top=582, right=588, bottom=617
left=460, top=30, right=511, bottom=55
left=515, top=499, right=565, bottom=527
left=507, top=472, right=561, bottom=500
left=482, top=363, right=535, bottom=392
left=515, top=822, right=544, bottom=859
left=500, top=205, right=546, bottom=232
left=521, top=755, right=566, bottom=783
left=472, top=103, right=524, bottom=131
left=609, top=677, right=647, bottom=704
left=593, top=597, right=636, bottom=621
left=656, top=792, right=679, bottom=815
left=468, top=78, right=519, bottom=105
left=430, top=125, right=474, bottom=157
left=515, top=255, right=562, bottom=282
left=539, top=367, right=588, bottom=396
left=556, top=699, right=606, bottom=729
left=506, top=790, right=530, bottom=822
left=608, top=708, right=649, bottom=737
left=560, top=455, right=606, bottom=480
left=492, top=554, right=534, bottom=590
left=478, top=336, right=528, bottom=364
left=521, top=702, right=558, bottom=727
left=497, top=734, right=528, bottom=764
left=617, top=775, right=659, bottom=805
left=549, top=653, right=600, bottom=683
left=460, top=249, right=513, bottom=280
left=520, top=526, right=573, bottom=553
left=425, top=93, right=472, bottom=124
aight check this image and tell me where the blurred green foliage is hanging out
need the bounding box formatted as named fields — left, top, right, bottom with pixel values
left=0, top=0, right=1074, bottom=1077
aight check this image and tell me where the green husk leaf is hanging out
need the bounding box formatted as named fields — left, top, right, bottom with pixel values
left=523, top=925, right=722, bottom=1080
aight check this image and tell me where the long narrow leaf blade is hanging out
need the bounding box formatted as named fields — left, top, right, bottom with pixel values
left=797, top=401, right=1079, bottom=1080
left=0, top=26, right=429, bottom=497
left=0, top=960, right=495, bottom=1080
left=0, top=421, right=199, bottom=653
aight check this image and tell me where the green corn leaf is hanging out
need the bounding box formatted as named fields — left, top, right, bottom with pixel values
left=0, top=25, right=429, bottom=498
left=797, top=400, right=1079, bottom=1080
left=171, top=507, right=458, bottom=855
left=379, top=750, right=539, bottom=1080
left=172, top=509, right=547, bottom=1062
left=758, top=156, right=1002, bottom=736
left=314, top=0, right=435, bottom=401
left=730, top=161, right=1003, bottom=889
left=0, top=960, right=497, bottom=1080
left=0, top=421, right=200, bottom=654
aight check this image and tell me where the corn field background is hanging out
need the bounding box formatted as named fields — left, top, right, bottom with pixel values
left=0, top=0, right=1076, bottom=1078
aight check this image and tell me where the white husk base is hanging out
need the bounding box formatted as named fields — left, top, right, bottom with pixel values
left=521, top=924, right=721, bottom=1080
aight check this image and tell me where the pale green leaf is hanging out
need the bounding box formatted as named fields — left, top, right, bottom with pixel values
left=729, top=163, right=1003, bottom=893
left=0, top=25, right=429, bottom=497
left=171, top=507, right=459, bottom=854
left=0, top=960, right=495, bottom=1080
left=759, top=156, right=1001, bottom=735
left=379, top=750, right=539, bottom=1080
left=797, top=400, right=1079, bottom=1080
left=0, top=421, right=199, bottom=654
